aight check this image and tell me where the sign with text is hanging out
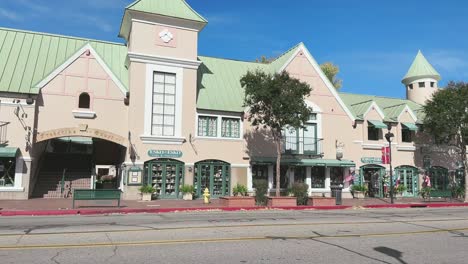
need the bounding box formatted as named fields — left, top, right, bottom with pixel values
left=148, top=150, right=183, bottom=158
left=361, top=157, right=383, bottom=164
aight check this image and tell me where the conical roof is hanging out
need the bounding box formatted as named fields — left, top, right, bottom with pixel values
left=126, top=0, right=207, bottom=23
left=402, top=50, right=441, bottom=84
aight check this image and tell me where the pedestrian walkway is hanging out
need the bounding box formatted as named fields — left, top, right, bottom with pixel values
left=0, top=197, right=465, bottom=216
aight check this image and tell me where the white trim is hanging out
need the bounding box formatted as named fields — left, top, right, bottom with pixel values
left=22, top=156, right=32, bottom=162
left=353, top=140, right=364, bottom=144
left=247, top=165, right=253, bottom=191
left=362, top=143, right=385, bottom=150
left=144, top=64, right=184, bottom=139
left=72, top=110, right=96, bottom=119
left=0, top=101, right=35, bottom=108
left=140, top=135, right=186, bottom=145
left=132, top=18, right=199, bottom=32
left=0, top=187, right=24, bottom=192
left=278, top=44, right=355, bottom=121
left=397, top=145, right=416, bottom=151
left=231, top=164, right=250, bottom=168
left=35, top=44, right=127, bottom=95
left=195, top=112, right=243, bottom=140
left=124, top=161, right=144, bottom=166
left=304, top=100, right=322, bottom=141
left=14, top=156, right=23, bottom=189
left=397, top=105, right=418, bottom=122
left=364, top=102, right=385, bottom=119
left=128, top=52, right=202, bottom=69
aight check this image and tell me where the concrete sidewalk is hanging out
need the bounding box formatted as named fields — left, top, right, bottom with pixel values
left=0, top=197, right=466, bottom=216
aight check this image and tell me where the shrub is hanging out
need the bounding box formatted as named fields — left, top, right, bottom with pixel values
left=232, top=184, right=248, bottom=196
left=180, top=184, right=195, bottom=194
left=253, top=179, right=268, bottom=206
left=291, top=182, right=309, bottom=205
left=139, top=185, right=156, bottom=194
left=419, top=187, right=432, bottom=199
left=452, top=186, right=465, bottom=199
left=394, top=185, right=407, bottom=194
left=351, top=185, right=367, bottom=192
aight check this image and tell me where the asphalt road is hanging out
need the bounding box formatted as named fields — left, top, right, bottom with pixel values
left=1, top=208, right=468, bottom=263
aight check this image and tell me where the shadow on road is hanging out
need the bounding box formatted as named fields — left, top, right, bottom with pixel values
left=374, top=246, right=407, bottom=264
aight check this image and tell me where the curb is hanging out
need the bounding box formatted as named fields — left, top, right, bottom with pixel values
left=1, top=203, right=467, bottom=217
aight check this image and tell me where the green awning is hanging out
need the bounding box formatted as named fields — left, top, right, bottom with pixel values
left=57, top=137, right=93, bottom=145
left=251, top=157, right=355, bottom=167
left=368, top=120, right=387, bottom=129
left=0, top=147, right=19, bottom=158
left=402, top=122, right=419, bottom=131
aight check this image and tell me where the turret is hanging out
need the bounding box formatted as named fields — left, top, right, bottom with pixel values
left=402, top=50, right=441, bottom=105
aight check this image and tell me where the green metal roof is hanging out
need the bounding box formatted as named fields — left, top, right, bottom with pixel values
left=197, top=44, right=303, bottom=112
left=339, top=92, right=425, bottom=122
left=126, top=0, right=207, bottom=23
left=402, top=122, right=418, bottom=131
left=0, top=27, right=128, bottom=94
left=402, top=50, right=441, bottom=84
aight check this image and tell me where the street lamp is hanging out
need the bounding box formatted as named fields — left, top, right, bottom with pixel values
left=385, top=125, right=395, bottom=204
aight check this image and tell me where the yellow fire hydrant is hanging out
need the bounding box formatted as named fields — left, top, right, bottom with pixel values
left=203, top=187, right=211, bottom=204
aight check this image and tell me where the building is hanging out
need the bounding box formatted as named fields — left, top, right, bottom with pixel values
left=0, top=0, right=465, bottom=200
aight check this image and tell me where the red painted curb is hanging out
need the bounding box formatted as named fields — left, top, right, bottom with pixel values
left=1, top=203, right=467, bottom=217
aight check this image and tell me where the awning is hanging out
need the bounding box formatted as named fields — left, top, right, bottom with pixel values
left=0, top=147, right=19, bottom=158
left=251, top=157, right=355, bottom=167
left=368, top=120, right=387, bottom=129
left=402, top=122, right=418, bottom=131
left=56, top=137, right=93, bottom=145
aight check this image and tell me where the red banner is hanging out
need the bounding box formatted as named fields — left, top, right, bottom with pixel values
left=381, top=147, right=390, bottom=164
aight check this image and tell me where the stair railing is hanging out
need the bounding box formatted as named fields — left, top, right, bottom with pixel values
left=60, top=168, right=67, bottom=196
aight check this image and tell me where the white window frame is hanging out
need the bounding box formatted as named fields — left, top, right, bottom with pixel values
left=195, top=112, right=243, bottom=140
left=142, top=64, right=184, bottom=144
left=0, top=156, right=26, bottom=192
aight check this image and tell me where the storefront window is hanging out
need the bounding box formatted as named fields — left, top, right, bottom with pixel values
left=311, top=166, right=325, bottom=188
left=198, top=116, right=218, bottom=137
left=273, top=165, right=289, bottom=189
left=330, top=167, right=344, bottom=186
left=221, top=118, right=240, bottom=138
left=0, top=158, right=16, bottom=187
left=252, top=165, right=268, bottom=188
left=294, top=167, right=306, bottom=183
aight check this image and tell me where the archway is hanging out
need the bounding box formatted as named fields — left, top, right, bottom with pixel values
left=194, top=160, right=231, bottom=198
left=395, top=166, right=419, bottom=197
left=144, top=159, right=184, bottom=199
left=360, top=164, right=386, bottom=198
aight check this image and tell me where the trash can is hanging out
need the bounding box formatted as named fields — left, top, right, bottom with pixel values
left=330, top=185, right=343, bottom=205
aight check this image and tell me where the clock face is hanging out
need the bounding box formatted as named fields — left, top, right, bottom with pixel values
left=159, top=29, right=174, bottom=43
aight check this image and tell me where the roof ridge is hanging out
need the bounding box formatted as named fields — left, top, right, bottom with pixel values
left=339, top=92, right=410, bottom=101
left=268, top=42, right=302, bottom=65
left=350, top=100, right=373, bottom=106
left=199, top=55, right=264, bottom=65
left=0, top=27, right=125, bottom=47
left=383, top=103, right=407, bottom=109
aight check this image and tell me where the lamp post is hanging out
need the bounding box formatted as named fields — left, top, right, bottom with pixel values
left=385, top=127, right=395, bottom=204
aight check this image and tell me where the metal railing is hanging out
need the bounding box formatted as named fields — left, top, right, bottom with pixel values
left=282, top=136, right=323, bottom=155
left=0, top=121, right=9, bottom=145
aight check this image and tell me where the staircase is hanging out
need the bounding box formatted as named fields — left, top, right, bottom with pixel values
left=32, top=153, right=93, bottom=199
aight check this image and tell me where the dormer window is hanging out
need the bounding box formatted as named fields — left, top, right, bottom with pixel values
left=408, top=84, right=413, bottom=90
left=78, top=93, right=90, bottom=109
left=419, top=82, right=425, bottom=88
left=430, top=82, right=435, bottom=88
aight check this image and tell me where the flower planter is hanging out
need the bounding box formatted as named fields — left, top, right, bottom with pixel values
left=308, top=197, right=336, bottom=206
left=353, top=191, right=365, bottom=199
left=267, top=197, right=297, bottom=207
left=141, top=193, right=152, bottom=201
left=220, top=196, right=255, bottom=207
left=183, top=193, right=193, bottom=201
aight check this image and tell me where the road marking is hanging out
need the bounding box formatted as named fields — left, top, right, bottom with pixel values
left=1, top=227, right=468, bottom=251
left=0, top=218, right=467, bottom=237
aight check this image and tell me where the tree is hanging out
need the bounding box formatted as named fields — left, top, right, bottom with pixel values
left=320, top=62, right=342, bottom=90
left=423, top=81, right=468, bottom=201
left=241, top=70, right=313, bottom=196
left=255, top=55, right=276, bottom=64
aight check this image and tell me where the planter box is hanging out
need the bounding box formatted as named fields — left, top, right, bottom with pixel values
left=141, top=193, right=152, bottom=201
left=353, top=191, right=365, bottom=199
left=308, top=197, right=336, bottom=206
left=267, top=197, right=297, bottom=207
left=183, top=193, right=193, bottom=201
left=220, top=196, right=255, bottom=207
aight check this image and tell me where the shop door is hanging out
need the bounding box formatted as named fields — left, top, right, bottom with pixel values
left=147, top=160, right=184, bottom=199
left=429, top=167, right=449, bottom=197
left=194, top=161, right=230, bottom=198
left=396, top=167, right=418, bottom=197
left=361, top=166, right=385, bottom=198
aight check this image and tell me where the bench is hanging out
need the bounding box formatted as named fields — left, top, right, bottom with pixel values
left=72, top=189, right=122, bottom=209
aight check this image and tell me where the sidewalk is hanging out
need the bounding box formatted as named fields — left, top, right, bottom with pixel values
left=0, top=197, right=466, bottom=216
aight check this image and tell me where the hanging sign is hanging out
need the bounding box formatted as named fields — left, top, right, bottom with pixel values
left=361, top=157, right=383, bottom=164
left=148, top=150, right=183, bottom=158
left=381, top=147, right=390, bottom=164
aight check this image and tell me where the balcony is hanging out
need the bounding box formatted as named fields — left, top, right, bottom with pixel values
left=0, top=121, right=9, bottom=145
left=282, top=136, right=323, bottom=156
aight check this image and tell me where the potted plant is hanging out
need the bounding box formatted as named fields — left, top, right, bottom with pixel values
left=351, top=185, right=367, bottom=199
left=100, top=175, right=116, bottom=189
left=180, top=184, right=195, bottom=201
left=419, top=187, right=432, bottom=200
left=139, top=185, right=156, bottom=201
left=232, top=183, right=248, bottom=196
left=394, top=185, right=407, bottom=198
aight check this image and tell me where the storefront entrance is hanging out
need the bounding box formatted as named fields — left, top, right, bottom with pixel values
left=429, top=166, right=449, bottom=197
left=194, top=160, right=230, bottom=198
left=395, top=166, right=419, bottom=197
left=145, top=159, right=184, bottom=199
left=360, top=165, right=386, bottom=198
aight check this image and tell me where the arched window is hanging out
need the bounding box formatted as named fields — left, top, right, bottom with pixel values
left=78, top=93, right=90, bottom=109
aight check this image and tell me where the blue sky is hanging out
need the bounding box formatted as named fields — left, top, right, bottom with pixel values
left=0, top=0, right=467, bottom=98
